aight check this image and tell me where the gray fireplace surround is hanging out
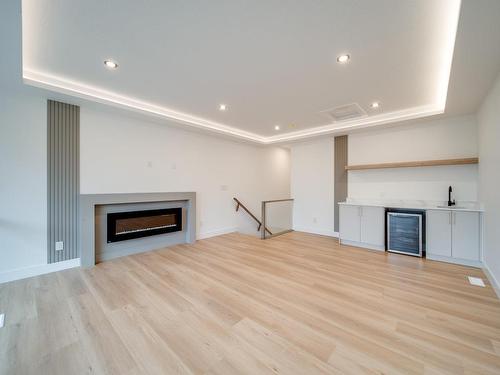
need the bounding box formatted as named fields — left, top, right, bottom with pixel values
left=79, top=192, right=196, bottom=267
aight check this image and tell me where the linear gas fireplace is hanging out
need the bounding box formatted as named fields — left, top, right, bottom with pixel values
left=107, top=207, right=182, bottom=243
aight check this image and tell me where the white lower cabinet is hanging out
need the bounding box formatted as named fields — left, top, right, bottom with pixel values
left=426, top=210, right=452, bottom=257
left=339, top=205, right=385, bottom=250
left=426, top=210, right=480, bottom=265
left=340, top=204, right=482, bottom=266
left=360, top=206, right=385, bottom=247
left=339, top=205, right=361, bottom=242
left=452, top=211, right=480, bottom=261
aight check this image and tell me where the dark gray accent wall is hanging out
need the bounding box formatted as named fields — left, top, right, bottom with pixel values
left=334, top=135, right=348, bottom=232
left=47, top=100, right=80, bottom=263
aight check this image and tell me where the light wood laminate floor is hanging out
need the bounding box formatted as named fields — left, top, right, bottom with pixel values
left=2, top=232, right=500, bottom=374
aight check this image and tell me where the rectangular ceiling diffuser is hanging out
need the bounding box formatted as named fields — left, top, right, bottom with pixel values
left=320, top=103, right=367, bottom=122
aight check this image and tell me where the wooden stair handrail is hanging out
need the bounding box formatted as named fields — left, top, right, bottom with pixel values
left=233, top=198, right=273, bottom=235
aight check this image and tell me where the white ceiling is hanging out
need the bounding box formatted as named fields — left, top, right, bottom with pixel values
left=445, top=0, right=500, bottom=116
left=20, top=0, right=498, bottom=143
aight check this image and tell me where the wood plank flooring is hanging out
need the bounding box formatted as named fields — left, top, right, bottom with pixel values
left=1, top=232, right=500, bottom=374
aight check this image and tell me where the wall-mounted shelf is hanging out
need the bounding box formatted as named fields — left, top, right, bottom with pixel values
left=345, top=157, right=479, bottom=171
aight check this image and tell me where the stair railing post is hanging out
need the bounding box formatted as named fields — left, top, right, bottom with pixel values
left=261, top=201, right=266, bottom=239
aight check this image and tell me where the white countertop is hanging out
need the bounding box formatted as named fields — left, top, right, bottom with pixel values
left=338, top=198, right=483, bottom=212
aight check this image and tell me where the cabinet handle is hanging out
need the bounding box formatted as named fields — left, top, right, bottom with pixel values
left=449, top=212, right=452, bottom=225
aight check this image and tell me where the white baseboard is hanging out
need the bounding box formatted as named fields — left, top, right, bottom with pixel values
left=0, top=258, right=81, bottom=284
left=197, top=227, right=237, bottom=240
left=293, top=226, right=338, bottom=238
left=426, top=254, right=483, bottom=268
left=482, top=262, right=500, bottom=299
left=339, top=239, right=385, bottom=252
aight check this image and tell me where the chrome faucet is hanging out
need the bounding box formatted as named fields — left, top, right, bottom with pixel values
left=448, top=186, right=456, bottom=207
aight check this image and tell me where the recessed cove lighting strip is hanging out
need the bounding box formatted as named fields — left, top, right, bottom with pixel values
left=22, top=69, right=266, bottom=143
left=22, top=69, right=444, bottom=145
left=264, top=104, right=443, bottom=143
left=435, top=0, right=462, bottom=109
left=21, top=1, right=461, bottom=144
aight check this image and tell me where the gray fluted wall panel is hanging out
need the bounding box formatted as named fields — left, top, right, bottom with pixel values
left=334, top=135, right=348, bottom=232
left=47, top=100, right=80, bottom=263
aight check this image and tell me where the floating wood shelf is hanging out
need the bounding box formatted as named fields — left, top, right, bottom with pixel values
left=345, top=157, right=479, bottom=171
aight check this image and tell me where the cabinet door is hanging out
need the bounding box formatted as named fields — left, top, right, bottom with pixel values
left=426, top=210, right=452, bottom=257
left=360, top=206, right=385, bottom=247
left=339, top=205, right=361, bottom=242
left=452, top=211, right=480, bottom=261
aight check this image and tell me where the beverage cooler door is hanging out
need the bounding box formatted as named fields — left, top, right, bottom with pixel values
left=387, top=212, right=423, bottom=257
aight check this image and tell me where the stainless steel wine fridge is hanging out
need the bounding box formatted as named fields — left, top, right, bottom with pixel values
left=386, top=209, right=425, bottom=257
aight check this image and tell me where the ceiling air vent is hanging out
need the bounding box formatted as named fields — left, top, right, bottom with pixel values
left=320, top=103, right=367, bottom=122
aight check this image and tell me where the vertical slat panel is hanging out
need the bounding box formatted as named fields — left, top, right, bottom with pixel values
left=76, top=106, right=80, bottom=260
left=334, top=135, right=348, bottom=232
left=74, top=105, right=80, bottom=260
left=47, top=101, right=52, bottom=263
left=70, top=105, right=74, bottom=260
left=47, top=100, right=80, bottom=263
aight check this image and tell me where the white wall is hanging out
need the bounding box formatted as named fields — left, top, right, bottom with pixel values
left=0, top=0, right=48, bottom=275
left=0, top=85, right=48, bottom=274
left=477, top=72, right=500, bottom=288
left=290, top=138, right=335, bottom=236
left=289, top=116, right=479, bottom=237
left=0, top=0, right=290, bottom=281
left=348, top=115, right=479, bottom=202
left=0, top=90, right=290, bottom=281
left=0, top=88, right=290, bottom=279
left=80, top=106, right=290, bottom=239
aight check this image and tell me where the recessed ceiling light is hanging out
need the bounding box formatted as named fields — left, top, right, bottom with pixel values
left=274, top=125, right=280, bottom=131
left=219, top=104, right=227, bottom=111
left=104, top=60, right=118, bottom=69
left=370, top=101, right=380, bottom=109
left=337, top=54, right=350, bottom=64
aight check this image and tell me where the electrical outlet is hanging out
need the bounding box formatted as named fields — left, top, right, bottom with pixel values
left=220, top=185, right=228, bottom=191
left=55, top=241, right=64, bottom=251
left=147, top=161, right=153, bottom=168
